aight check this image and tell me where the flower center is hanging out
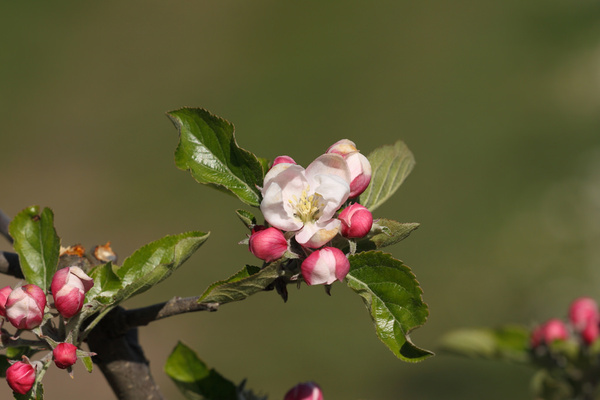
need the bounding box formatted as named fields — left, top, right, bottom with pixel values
left=289, top=187, right=325, bottom=224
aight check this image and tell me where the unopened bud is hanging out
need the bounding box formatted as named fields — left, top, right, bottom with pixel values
left=248, top=226, right=288, bottom=262
left=569, top=297, right=599, bottom=332
left=5, top=284, right=47, bottom=330
left=284, top=381, right=324, bottom=400
left=339, top=204, right=373, bottom=239
left=271, top=155, right=296, bottom=169
left=0, top=285, right=13, bottom=317
left=53, top=343, right=78, bottom=369
left=326, top=139, right=371, bottom=198
left=530, top=319, right=569, bottom=348
left=51, top=266, right=94, bottom=319
left=6, top=361, right=36, bottom=395
left=301, top=247, right=350, bottom=286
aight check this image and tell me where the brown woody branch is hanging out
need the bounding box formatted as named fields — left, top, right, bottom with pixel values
left=0, top=209, right=11, bottom=244
left=0, top=251, right=24, bottom=279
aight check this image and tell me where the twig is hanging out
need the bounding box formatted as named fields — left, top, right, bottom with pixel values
left=122, top=297, right=218, bottom=332
left=0, top=209, right=12, bottom=244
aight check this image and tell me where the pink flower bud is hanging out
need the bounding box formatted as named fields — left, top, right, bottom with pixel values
left=271, top=155, right=296, bottom=169
left=284, top=382, right=324, bottom=400
left=5, top=284, right=47, bottom=330
left=530, top=319, right=569, bottom=347
left=51, top=266, right=94, bottom=319
left=301, top=247, right=350, bottom=286
left=569, top=297, right=599, bottom=332
left=248, top=226, right=288, bottom=262
left=582, top=321, right=599, bottom=345
left=6, top=361, right=36, bottom=395
left=53, top=343, right=78, bottom=369
left=339, top=204, right=373, bottom=239
left=326, top=139, right=371, bottom=198
left=0, top=285, right=13, bottom=317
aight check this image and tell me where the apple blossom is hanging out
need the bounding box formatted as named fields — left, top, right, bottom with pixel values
left=284, top=381, right=324, bottom=400
left=5, top=284, right=47, bottom=330
left=248, top=226, right=288, bottom=262
left=51, top=266, right=94, bottom=319
left=339, top=203, right=373, bottom=239
left=53, top=342, right=78, bottom=369
left=0, top=285, right=12, bottom=317
left=530, top=319, right=569, bottom=348
left=326, top=139, right=371, bottom=198
left=301, top=247, right=350, bottom=285
left=261, top=154, right=351, bottom=248
left=6, top=361, right=36, bottom=395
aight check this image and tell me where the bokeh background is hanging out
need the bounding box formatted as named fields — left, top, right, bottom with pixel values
left=2, top=1, right=600, bottom=399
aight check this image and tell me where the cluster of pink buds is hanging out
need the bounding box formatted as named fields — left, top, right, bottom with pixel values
left=0, top=265, right=95, bottom=395
left=530, top=297, right=600, bottom=350
left=248, top=139, right=373, bottom=287
left=284, top=381, right=324, bottom=400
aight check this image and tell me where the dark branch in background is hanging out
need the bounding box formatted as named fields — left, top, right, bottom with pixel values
left=0, top=209, right=12, bottom=244
left=0, top=251, right=24, bottom=279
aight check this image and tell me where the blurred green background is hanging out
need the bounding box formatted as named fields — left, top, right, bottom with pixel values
left=2, top=0, right=600, bottom=399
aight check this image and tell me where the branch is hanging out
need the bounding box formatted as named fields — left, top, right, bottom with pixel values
left=0, top=209, right=12, bottom=244
left=87, top=307, right=165, bottom=400
left=0, top=251, right=24, bottom=279
left=122, top=297, right=218, bottom=332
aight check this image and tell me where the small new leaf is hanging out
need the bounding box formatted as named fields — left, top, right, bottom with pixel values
left=235, top=209, right=257, bottom=229
left=165, top=341, right=237, bottom=400
left=199, top=263, right=280, bottom=305
left=9, top=206, right=60, bottom=290
left=346, top=251, right=432, bottom=362
left=439, top=326, right=531, bottom=363
left=356, top=219, right=419, bottom=251
left=359, top=141, right=415, bottom=212
left=168, top=108, right=265, bottom=207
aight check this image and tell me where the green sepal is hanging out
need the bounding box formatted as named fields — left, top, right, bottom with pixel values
left=345, top=251, right=432, bottom=362
left=199, top=263, right=280, bottom=305
left=439, top=325, right=531, bottom=363
left=168, top=108, right=265, bottom=207
left=8, top=206, right=60, bottom=290
left=359, top=141, right=415, bottom=212
left=81, top=356, right=93, bottom=373
left=164, top=341, right=237, bottom=400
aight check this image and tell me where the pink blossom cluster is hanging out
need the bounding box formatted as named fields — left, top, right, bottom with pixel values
left=530, top=297, right=600, bottom=349
left=0, top=266, right=94, bottom=395
left=248, top=139, right=373, bottom=286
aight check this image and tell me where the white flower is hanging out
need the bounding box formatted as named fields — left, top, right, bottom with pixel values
left=260, top=154, right=351, bottom=248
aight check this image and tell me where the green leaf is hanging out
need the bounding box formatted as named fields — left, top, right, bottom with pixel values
left=356, top=219, right=419, bottom=251
left=235, top=209, right=257, bottom=229
left=168, top=108, right=265, bottom=207
left=359, top=141, right=415, bottom=212
left=165, top=341, right=237, bottom=400
left=86, top=262, right=122, bottom=304
left=87, top=232, right=209, bottom=307
left=199, top=263, right=279, bottom=305
left=345, top=251, right=432, bottom=362
left=8, top=206, right=60, bottom=290
left=439, top=326, right=531, bottom=363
